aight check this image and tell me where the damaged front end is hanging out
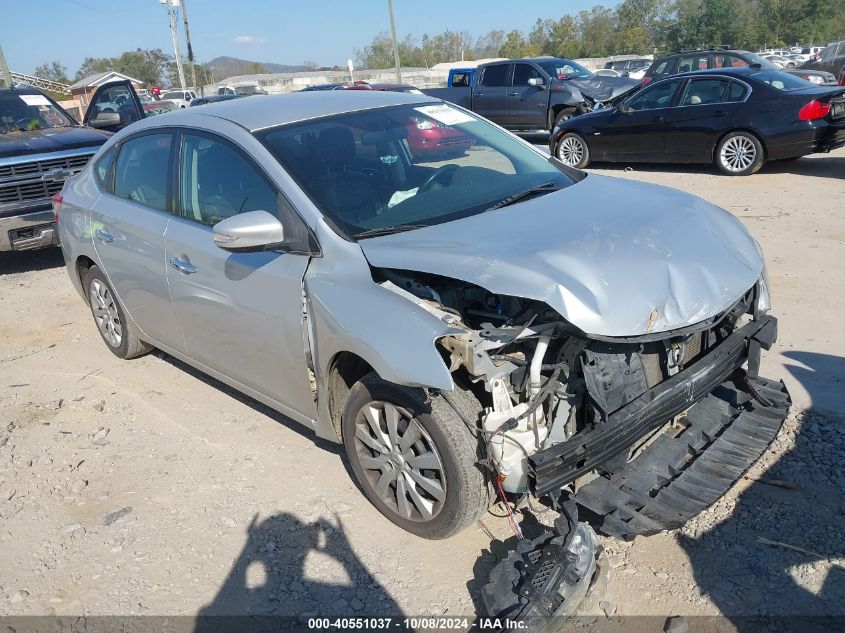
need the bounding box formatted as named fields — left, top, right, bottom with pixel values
left=376, top=267, right=790, bottom=538
left=374, top=264, right=789, bottom=623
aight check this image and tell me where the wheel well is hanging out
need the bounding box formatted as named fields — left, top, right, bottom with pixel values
left=327, top=352, right=375, bottom=440
left=549, top=104, right=576, bottom=128
left=713, top=128, right=768, bottom=162
left=76, top=256, right=96, bottom=303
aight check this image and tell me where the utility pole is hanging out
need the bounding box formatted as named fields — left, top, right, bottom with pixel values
left=179, top=0, right=199, bottom=92
left=0, top=44, right=13, bottom=89
left=387, top=0, right=401, bottom=83
left=161, top=0, right=186, bottom=90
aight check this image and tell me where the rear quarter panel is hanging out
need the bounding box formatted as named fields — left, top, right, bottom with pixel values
left=58, top=165, right=101, bottom=300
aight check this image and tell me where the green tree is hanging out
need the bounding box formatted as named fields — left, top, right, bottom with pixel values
left=33, top=61, right=69, bottom=84
left=499, top=29, right=539, bottom=58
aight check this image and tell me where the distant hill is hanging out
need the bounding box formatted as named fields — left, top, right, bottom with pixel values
left=208, top=56, right=305, bottom=80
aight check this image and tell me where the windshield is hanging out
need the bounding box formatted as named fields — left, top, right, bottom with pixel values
left=753, top=70, right=817, bottom=91
left=259, top=103, right=579, bottom=239
left=235, top=86, right=264, bottom=95
left=536, top=59, right=593, bottom=79
left=161, top=92, right=184, bottom=100
left=0, top=93, right=73, bottom=133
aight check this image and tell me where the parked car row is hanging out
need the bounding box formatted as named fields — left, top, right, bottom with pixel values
left=550, top=67, right=845, bottom=175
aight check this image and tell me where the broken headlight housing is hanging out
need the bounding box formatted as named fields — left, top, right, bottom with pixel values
left=753, top=240, right=771, bottom=314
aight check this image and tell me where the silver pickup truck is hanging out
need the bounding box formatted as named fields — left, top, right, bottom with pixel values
left=0, top=86, right=110, bottom=251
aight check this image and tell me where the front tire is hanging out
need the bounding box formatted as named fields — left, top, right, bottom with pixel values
left=716, top=131, right=765, bottom=176
left=341, top=373, right=487, bottom=539
left=83, top=265, right=152, bottom=360
left=556, top=132, right=591, bottom=168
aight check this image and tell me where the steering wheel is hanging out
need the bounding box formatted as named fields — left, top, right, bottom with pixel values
left=15, top=117, right=40, bottom=131
left=419, top=164, right=459, bottom=193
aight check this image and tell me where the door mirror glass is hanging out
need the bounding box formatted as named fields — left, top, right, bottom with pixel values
left=527, top=77, right=545, bottom=87
left=88, top=111, right=122, bottom=128
left=212, top=210, right=285, bottom=252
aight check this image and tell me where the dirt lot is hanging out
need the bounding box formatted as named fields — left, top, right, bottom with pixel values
left=1, top=150, right=843, bottom=625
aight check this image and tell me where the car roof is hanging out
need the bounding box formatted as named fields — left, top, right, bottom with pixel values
left=139, top=90, right=439, bottom=132
left=0, top=86, right=42, bottom=96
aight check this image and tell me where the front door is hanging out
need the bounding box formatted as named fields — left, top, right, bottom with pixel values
left=591, top=78, right=683, bottom=159
left=473, top=63, right=510, bottom=124
left=163, top=131, right=317, bottom=419
left=507, top=63, right=548, bottom=129
left=83, top=80, right=145, bottom=133
left=90, top=131, right=183, bottom=348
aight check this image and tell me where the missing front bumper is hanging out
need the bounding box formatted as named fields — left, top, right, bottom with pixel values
left=575, top=372, right=790, bottom=539
left=528, top=315, right=790, bottom=539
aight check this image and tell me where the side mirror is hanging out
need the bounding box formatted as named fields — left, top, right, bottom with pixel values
left=88, top=111, right=122, bottom=128
left=617, top=101, right=630, bottom=114
left=528, top=77, right=545, bottom=88
left=212, top=210, right=285, bottom=252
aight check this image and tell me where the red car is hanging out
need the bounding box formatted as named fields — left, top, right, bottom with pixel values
left=342, top=82, right=475, bottom=159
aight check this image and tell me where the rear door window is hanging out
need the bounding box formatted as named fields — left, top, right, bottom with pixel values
left=480, top=64, right=509, bottom=87
left=113, top=133, right=172, bottom=212
left=725, top=81, right=749, bottom=102
left=679, top=79, right=730, bottom=106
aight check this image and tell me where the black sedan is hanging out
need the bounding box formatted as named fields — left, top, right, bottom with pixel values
left=550, top=67, right=845, bottom=176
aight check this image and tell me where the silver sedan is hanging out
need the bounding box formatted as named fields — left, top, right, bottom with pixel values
left=57, top=90, right=787, bottom=540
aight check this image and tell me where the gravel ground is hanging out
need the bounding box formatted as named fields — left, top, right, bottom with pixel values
left=0, top=148, right=843, bottom=624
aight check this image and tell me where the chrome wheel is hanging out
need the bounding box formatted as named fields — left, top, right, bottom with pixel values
left=558, top=135, right=585, bottom=167
left=89, top=279, right=122, bottom=348
left=353, top=401, right=447, bottom=522
left=719, top=135, right=757, bottom=173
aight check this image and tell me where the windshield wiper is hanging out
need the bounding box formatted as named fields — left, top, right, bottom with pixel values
left=354, top=224, right=429, bottom=239
left=485, top=181, right=560, bottom=212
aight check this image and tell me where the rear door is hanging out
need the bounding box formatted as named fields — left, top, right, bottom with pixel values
left=163, top=130, right=317, bottom=419
left=591, top=78, right=683, bottom=159
left=506, top=62, right=549, bottom=129
left=473, top=63, right=510, bottom=124
left=83, top=80, right=145, bottom=133
left=662, top=77, right=745, bottom=161
left=90, top=130, right=183, bottom=349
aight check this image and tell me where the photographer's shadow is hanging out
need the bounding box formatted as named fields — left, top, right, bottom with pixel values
left=195, top=512, right=403, bottom=631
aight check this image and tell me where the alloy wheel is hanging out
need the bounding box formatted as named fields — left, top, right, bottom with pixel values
left=353, top=401, right=447, bottom=523
left=558, top=136, right=585, bottom=167
left=89, top=279, right=123, bottom=347
left=720, top=135, right=757, bottom=173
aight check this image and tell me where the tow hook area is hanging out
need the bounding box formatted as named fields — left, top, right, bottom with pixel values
left=479, top=501, right=599, bottom=631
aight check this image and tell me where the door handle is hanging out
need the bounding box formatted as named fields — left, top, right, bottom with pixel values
left=94, top=229, right=113, bottom=243
left=652, top=115, right=665, bottom=123
left=714, top=110, right=728, bottom=117
left=169, top=256, right=198, bottom=274
left=508, top=91, right=519, bottom=96
left=474, top=92, right=484, bottom=97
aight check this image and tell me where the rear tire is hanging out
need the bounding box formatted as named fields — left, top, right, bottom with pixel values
left=341, top=373, right=487, bottom=539
left=556, top=133, right=591, bottom=168
left=83, top=265, right=152, bottom=360
left=715, top=131, right=765, bottom=176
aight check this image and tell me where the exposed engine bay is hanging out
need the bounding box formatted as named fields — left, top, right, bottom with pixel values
left=375, top=266, right=789, bottom=533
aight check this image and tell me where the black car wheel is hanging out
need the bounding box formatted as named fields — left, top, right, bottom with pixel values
left=715, top=131, right=765, bottom=176
left=341, top=373, right=488, bottom=539
left=556, top=133, right=591, bottom=168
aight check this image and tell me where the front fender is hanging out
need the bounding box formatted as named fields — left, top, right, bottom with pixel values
left=304, top=250, right=457, bottom=440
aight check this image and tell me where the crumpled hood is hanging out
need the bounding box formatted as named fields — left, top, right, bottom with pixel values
left=564, top=76, right=642, bottom=102
left=0, top=127, right=110, bottom=160
left=359, top=174, right=763, bottom=337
